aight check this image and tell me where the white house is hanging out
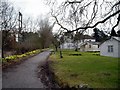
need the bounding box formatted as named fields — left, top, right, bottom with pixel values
left=100, top=37, right=120, bottom=58
left=80, top=41, right=100, bottom=52
left=60, top=36, right=75, bottom=49
left=61, top=34, right=100, bottom=51
left=61, top=42, right=75, bottom=49
left=79, top=35, right=100, bottom=52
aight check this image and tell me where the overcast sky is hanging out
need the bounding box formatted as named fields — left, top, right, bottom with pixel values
left=8, top=0, right=62, bottom=33
left=8, top=0, right=114, bottom=18
left=9, top=0, right=50, bottom=18
left=7, top=0, right=118, bottom=34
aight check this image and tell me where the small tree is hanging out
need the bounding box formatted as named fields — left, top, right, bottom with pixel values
left=51, top=34, right=59, bottom=51
left=37, top=18, right=53, bottom=49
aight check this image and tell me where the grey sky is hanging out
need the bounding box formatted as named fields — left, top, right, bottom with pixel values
left=9, top=0, right=50, bottom=18
left=8, top=0, right=119, bottom=34
left=8, top=0, right=62, bottom=33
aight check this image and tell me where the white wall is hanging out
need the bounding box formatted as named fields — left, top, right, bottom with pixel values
left=85, top=43, right=99, bottom=51
left=61, top=42, right=75, bottom=49
left=79, top=42, right=100, bottom=52
left=100, top=38, right=120, bottom=58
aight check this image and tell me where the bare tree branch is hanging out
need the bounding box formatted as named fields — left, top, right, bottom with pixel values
left=112, top=14, right=120, bottom=30
left=46, top=0, right=120, bottom=34
left=70, top=10, right=120, bottom=33
left=52, top=15, right=69, bottom=31
left=65, top=0, right=85, bottom=4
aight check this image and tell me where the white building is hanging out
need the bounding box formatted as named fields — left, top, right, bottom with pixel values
left=61, top=42, right=75, bottom=49
left=100, top=37, right=120, bottom=58
left=61, top=34, right=100, bottom=51
left=79, top=35, right=100, bottom=52
left=80, top=41, right=100, bottom=52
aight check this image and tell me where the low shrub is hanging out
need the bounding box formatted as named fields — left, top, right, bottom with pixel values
left=69, top=54, right=82, bottom=56
left=5, top=55, right=17, bottom=61
left=2, top=49, right=41, bottom=63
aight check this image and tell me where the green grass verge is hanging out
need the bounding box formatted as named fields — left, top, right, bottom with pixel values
left=50, top=49, right=119, bottom=88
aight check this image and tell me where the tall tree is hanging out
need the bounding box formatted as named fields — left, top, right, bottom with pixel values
left=1, top=1, right=17, bottom=31
left=0, top=1, right=17, bottom=57
left=37, top=18, right=53, bottom=49
left=45, top=0, right=120, bottom=34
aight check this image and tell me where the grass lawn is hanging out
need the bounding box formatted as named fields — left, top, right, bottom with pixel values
left=50, top=49, right=119, bottom=88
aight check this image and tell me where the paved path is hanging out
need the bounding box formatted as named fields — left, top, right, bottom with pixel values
left=2, top=51, right=51, bottom=88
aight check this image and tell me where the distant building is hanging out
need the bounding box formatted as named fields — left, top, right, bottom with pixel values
left=60, top=36, right=75, bottom=49
left=61, top=34, right=100, bottom=51
left=61, top=42, right=75, bottom=49
left=79, top=35, right=100, bottom=52
left=80, top=41, right=100, bottom=52
left=100, top=37, right=120, bottom=58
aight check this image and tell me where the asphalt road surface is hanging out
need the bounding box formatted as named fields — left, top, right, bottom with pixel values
left=2, top=51, right=51, bottom=88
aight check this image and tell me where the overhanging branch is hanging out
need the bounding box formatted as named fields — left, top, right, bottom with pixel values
left=52, top=15, right=69, bottom=31
left=51, top=1, right=120, bottom=33
left=69, top=10, right=120, bottom=33
left=112, top=14, right=120, bottom=30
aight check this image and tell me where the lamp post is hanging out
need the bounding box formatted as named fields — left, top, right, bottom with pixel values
left=17, top=12, right=23, bottom=54
left=18, top=12, right=22, bottom=42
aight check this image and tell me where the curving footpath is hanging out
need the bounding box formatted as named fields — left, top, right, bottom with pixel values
left=2, top=50, right=51, bottom=88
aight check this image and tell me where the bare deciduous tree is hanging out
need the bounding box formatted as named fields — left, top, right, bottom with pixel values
left=0, top=1, right=18, bottom=57
left=37, top=18, right=54, bottom=49
left=1, top=1, right=18, bottom=31
left=45, top=0, right=120, bottom=34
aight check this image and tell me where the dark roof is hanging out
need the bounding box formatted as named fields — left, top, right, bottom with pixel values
left=82, top=35, right=94, bottom=39
left=100, top=36, right=120, bottom=45
left=112, top=37, right=120, bottom=42
left=87, top=41, right=100, bottom=45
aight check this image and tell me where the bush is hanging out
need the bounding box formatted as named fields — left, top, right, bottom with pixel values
left=2, top=49, right=41, bottom=62
left=5, top=55, right=17, bottom=61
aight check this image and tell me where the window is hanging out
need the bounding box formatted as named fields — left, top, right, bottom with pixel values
left=108, top=45, right=113, bottom=52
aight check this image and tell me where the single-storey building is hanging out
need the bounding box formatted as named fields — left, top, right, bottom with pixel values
left=79, top=35, right=100, bottom=52
left=80, top=41, right=100, bottom=52
left=61, top=34, right=100, bottom=51
left=100, top=37, right=120, bottom=58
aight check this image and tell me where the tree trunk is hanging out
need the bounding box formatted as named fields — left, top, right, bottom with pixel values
left=55, top=46, right=58, bottom=52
